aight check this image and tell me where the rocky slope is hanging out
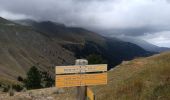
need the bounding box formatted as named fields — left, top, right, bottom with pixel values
left=0, top=17, right=75, bottom=84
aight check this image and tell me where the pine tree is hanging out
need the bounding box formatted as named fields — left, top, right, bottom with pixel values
left=25, top=66, right=42, bottom=89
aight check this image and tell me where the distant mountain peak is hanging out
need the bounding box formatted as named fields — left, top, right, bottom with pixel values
left=117, top=36, right=170, bottom=52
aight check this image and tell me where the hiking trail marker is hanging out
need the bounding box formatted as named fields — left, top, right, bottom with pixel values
left=55, top=59, right=107, bottom=100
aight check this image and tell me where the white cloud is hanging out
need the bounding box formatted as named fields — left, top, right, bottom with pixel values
left=0, top=10, right=33, bottom=20
left=0, top=0, right=170, bottom=29
left=139, top=31, right=170, bottom=47
left=0, top=0, right=170, bottom=47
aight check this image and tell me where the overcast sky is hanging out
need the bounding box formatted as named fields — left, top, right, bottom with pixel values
left=0, top=0, right=170, bottom=47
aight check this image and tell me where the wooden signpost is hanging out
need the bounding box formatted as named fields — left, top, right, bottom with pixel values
left=55, top=64, right=107, bottom=74
left=56, top=73, right=107, bottom=88
left=55, top=59, right=107, bottom=100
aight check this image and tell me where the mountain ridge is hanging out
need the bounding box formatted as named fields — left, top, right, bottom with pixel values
left=0, top=17, right=153, bottom=85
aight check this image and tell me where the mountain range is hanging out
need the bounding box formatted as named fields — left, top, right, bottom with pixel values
left=0, top=17, right=156, bottom=85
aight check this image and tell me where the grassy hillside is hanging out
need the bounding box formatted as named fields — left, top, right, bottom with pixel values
left=1, top=51, right=169, bottom=100
left=94, top=51, right=170, bottom=100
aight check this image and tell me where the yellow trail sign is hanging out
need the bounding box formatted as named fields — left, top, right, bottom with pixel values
left=87, top=87, right=94, bottom=100
left=55, top=64, right=107, bottom=74
left=56, top=73, right=107, bottom=88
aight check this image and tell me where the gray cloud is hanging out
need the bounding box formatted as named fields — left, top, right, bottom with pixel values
left=0, top=0, right=170, bottom=47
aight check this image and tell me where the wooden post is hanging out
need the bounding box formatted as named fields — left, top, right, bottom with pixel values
left=87, top=87, right=95, bottom=100
left=76, top=59, right=88, bottom=100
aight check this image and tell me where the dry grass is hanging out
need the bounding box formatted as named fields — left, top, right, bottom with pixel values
left=93, top=51, right=170, bottom=100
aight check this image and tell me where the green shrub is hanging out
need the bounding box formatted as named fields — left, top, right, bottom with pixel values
left=40, top=71, right=54, bottom=88
left=87, top=54, right=107, bottom=64
left=17, top=76, right=24, bottom=82
left=13, top=85, right=23, bottom=92
left=3, top=85, right=9, bottom=92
